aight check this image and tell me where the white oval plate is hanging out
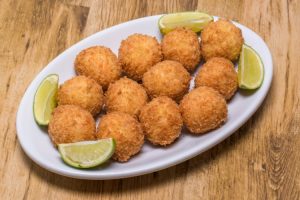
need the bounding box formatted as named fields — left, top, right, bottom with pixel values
left=16, top=15, right=272, bottom=180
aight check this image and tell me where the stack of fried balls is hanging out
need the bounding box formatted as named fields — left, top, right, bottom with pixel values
left=48, top=19, right=244, bottom=162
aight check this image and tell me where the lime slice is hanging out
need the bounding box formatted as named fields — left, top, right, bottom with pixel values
left=159, top=11, right=213, bottom=34
left=58, top=139, right=115, bottom=168
left=33, top=74, right=59, bottom=125
left=238, top=44, right=264, bottom=89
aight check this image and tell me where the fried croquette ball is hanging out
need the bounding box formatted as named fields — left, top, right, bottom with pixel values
left=48, top=105, right=96, bottom=146
left=96, top=112, right=144, bottom=162
left=75, top=46, right=121, bottom=90
left=118, top=34, right=162, bottom=81
left=57, top=76, right=104, bottom=116
left=105, top=77, right=148, bottom=117
left=179, top=86, right=227, bottom=134
left=201, top=19, right=244, bottom=61
left=162, top=28, right=201, bottom=71
left=195, top=57, right=238, bottom=100
left=139, top=97, right=183, bottom=146
left=142, top=60, right=191, bottom=101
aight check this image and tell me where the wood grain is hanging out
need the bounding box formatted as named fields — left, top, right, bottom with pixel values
left=0, top=0, right=299, bottom=199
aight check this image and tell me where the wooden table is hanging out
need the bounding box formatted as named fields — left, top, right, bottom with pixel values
left=1, top=0, right=299, bottom=199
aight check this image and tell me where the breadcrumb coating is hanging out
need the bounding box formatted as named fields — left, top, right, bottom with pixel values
left=105, top=77, right=148, bottom=117
left=142, top=60, right=191, bottom=101
left=96, top=112, right=144, bottom=162
left=57, top=76, right=104, bottom=116
left=201, top=19, right=244, bottom=61
left=179, top=86, right=227, bottom=134
left=118, top=34, right=162, bottom=81
left=162, top=28, right=201, bottom=71
left=75, top=46, right=121, bottom=90
left=195, top=57, right=238, bottom=100
left=139, top=97, right=183, bottom=146
left=48, top=105, right=96, bottom=146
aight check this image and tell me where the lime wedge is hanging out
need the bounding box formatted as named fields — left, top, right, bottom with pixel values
left=33, top=74, right=58, bottom=125
left=159, top=12, right=213, bottom=34
left=238, top=44, right=264, bottom=89
left=58, top=139, right=115, bottom=168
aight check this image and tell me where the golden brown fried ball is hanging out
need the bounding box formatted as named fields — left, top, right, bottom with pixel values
left=105, top=77, right=148, bottom=117
left=57, top=76, right=104, bottom=116
left=162, top=28, right=201, bottom=71
left=118, top=34, right=162, bottom=81
left=75, top=46, right=121, bottom=90
left=48, top=105, right=96, bottom=146
left=201, top=19, right=244, bottom=61
left=195, top=57, right=238, bottom=100
left=142, top=60, right=191, bottom=101
left=96, top=112, right=144, bottom=162
left=179, top=86, right=227, bottom=134
left=139, top=97, right=183, bottom=146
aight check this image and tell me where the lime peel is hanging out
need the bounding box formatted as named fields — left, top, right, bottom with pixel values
left=159, top=11, right=213, bottom=34
left=238, top=44, right=264, bottom=89
left=58, top=138, right=116, bottom=169
left=33, top=74, right=59, bottom=125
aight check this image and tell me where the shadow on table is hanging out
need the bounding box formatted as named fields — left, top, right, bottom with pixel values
left=20, top=101, right=267, bottom=195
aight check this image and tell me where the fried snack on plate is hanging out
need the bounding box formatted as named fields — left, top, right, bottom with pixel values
left=139, top=97, right=183, bottom=146
left=142, top=60, right=191, bottom=101
left=97, top=112, right=144, bottom=162
left=48, top=105, right=96, bottom=146
left=195, top=57, right=238, bottom=100
left=179, top=86, right=227, bottom=134
left=201, top=19, right=244, bottom=61
left=105, top=77, right=148, bottom=117
left=57, top=76, right=104, bottom=116
left=118, top=34, right=162, bottom=81
left=162, top=27, right=201, bottom=71
left=75, top=46, right=121, bottom=90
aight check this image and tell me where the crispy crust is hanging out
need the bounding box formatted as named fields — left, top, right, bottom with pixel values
left=201, top=19, right=244, bottom=61
left=142, top=60, right=191, bottom=102
left=105, top=77, right=148, bottom=117
left=195, top=57, right=238, bottom=100
left=96, top=112, right=144, bottom=162
left=118, top=34, right=162, bottom=81
left=162, top=28, right=201, bottom=71
left=179, top=86, right=227, bottom=134
left=75, top=46, right=121, bottom=90
left=57, top=76, right=104, bottom=116
left=48, top=105, right=96, bottom=146
left=139, top=97, right=183, bottom=146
